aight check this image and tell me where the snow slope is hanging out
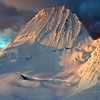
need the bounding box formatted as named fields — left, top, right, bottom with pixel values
left=0, top=6, right=100, bottom=100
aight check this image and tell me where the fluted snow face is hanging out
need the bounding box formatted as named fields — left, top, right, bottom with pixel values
left=11, top=6, right=88, bottom=49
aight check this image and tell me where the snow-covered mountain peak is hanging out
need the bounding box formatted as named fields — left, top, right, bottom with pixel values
left=8, top=5, right=90, bottom=49
left=0, top=6, right=99, bottom=100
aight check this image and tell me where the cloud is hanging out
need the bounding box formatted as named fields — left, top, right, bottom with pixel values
left=78, top=0, right=100, bottom=39
left=0, top=0, right=36, bottom=11
left=0, top=0, right=56, bottom=11
left=0, top=0, right=75, bottom=11
left=0, top=3, right=23, bottom=30
left=0, top=3, right=35, bottom=31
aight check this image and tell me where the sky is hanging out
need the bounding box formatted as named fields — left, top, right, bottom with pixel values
left=0, top=0, right=100, bottom=48
left=0, top=29, right=11, bottom=48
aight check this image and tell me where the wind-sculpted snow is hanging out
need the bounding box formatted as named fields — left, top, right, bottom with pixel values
left=9, top=6, right=89, bottom=49
left=0, top=6, right=100, bottom=100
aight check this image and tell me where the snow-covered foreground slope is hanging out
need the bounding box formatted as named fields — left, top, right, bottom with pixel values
left=0, top=6, right=100, bottom=100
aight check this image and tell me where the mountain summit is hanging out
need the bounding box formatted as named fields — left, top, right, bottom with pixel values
left=10, top=6, right=89, bottom=48
left=0, top=6, right=99, bottom=100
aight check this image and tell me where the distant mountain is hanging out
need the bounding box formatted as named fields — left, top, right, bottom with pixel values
left=0, top=6, right=99, bottom=100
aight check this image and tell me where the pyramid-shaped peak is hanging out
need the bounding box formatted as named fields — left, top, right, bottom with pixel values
left=10, top=5, right=90, bottom=49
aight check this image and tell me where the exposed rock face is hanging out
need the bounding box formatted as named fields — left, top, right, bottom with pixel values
left=0, top=6, right=99, bottom=100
